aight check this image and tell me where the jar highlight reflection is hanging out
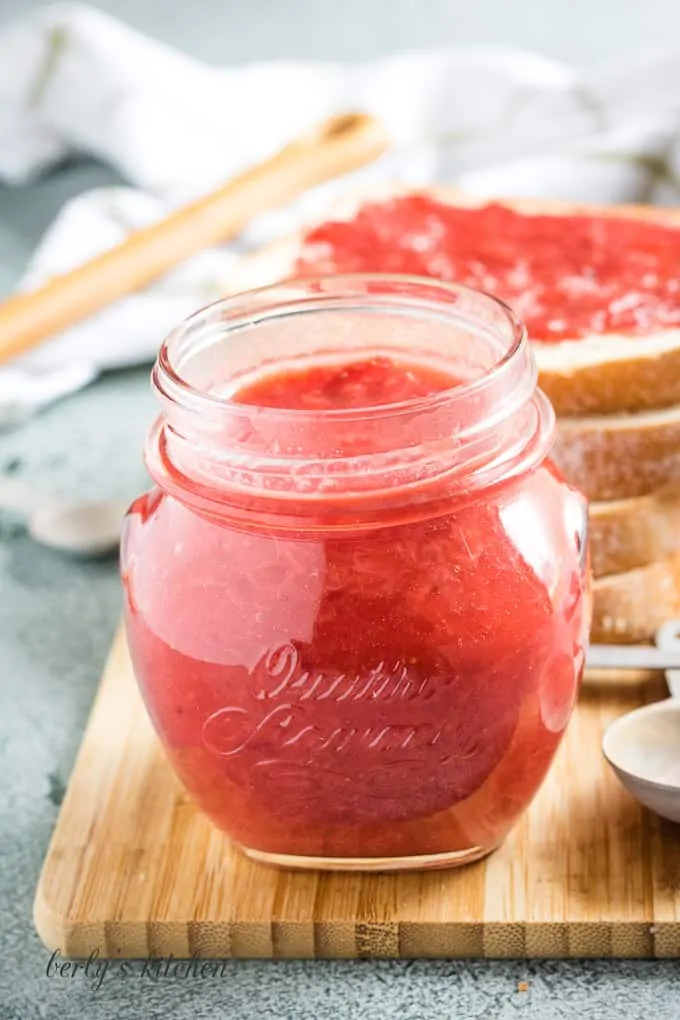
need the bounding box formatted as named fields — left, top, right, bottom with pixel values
left=121, top=275, right=590, bottom=871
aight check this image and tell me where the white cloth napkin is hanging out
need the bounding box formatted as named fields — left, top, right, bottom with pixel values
left=3, top=2, right=680, bottom=425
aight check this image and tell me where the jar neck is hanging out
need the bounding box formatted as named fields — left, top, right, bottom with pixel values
left=145, top=275, right=556, bottom=529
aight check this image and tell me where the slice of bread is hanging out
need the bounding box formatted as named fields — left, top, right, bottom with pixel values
left=553, top=402, right=680, bottom=501
left=224, top=186, right=680, bottom=419
left=590, top=486, right=680, bottom=578
left=592, top=552, right=680, bottom=644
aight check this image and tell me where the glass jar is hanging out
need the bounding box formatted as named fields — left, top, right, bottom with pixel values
left=121, top=275, right=590, bottom=872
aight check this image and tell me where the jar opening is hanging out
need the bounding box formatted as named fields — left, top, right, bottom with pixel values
left=148, top=274, right=554, bottom=525
left=156, top=274, right=526, bottom=421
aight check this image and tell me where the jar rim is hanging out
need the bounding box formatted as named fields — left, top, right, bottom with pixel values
left=153, top=273, right=528, bottom=422
left=147, top=273, right=552, bottom=526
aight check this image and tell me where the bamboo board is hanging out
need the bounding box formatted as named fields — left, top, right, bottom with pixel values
left=34, top=628, right=680, bottom=959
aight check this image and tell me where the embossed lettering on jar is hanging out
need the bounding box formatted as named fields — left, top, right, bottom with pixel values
left=121, top=275, right=590, bottom=871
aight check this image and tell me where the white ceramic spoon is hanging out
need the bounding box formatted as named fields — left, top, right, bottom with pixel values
left=0, top=481, right=130, bottom=557
left=601, top=621, right=680, bottom=823
left=28, top=497, right=131, bottom=556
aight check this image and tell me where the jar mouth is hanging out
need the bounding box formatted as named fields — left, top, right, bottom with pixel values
left=154, top=273, right=527, bottom=424
left=148, top=274, right=551, bottom=524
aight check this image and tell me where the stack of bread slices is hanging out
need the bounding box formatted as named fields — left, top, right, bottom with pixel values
left=225, top=188, right=680, bottom=643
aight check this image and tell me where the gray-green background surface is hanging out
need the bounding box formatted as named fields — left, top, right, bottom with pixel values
left=2, top=2, right=680, bottom=1017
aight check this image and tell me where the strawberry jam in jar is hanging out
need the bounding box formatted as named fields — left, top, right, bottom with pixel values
left=122, top=275, right=590, bottom=871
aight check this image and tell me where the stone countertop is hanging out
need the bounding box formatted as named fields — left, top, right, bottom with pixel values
left=3, top=2, right=680, bottom=1017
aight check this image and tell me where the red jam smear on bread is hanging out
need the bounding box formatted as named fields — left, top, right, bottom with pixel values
left=296, top=196, right=680, bottom=343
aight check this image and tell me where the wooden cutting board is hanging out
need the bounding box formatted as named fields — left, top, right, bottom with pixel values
left=34, top=627, right=680, bottom=959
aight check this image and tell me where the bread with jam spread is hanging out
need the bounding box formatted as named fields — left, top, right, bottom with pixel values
left=227, top=186, right=680, bottom=421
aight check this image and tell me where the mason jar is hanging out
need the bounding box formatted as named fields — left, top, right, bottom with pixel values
left=121, top=274, right=590, bottom=871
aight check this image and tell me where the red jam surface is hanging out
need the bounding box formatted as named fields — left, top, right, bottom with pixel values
left=234, top=355, right=458, bottom=409
left=296, top=196, right=680, bottom=342
left=123, top=355, right=587, bottom=860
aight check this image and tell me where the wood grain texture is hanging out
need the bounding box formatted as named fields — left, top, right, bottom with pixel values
left=34, top=630, right=680, bottom=959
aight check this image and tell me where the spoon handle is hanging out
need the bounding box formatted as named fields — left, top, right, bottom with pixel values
left=587, top=645, right=680, bottom=670
left=588, top=619, right=680, bottom=672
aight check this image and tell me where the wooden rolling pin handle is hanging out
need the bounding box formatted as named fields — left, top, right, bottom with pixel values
left=0, top=112, right=390, bottom=366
